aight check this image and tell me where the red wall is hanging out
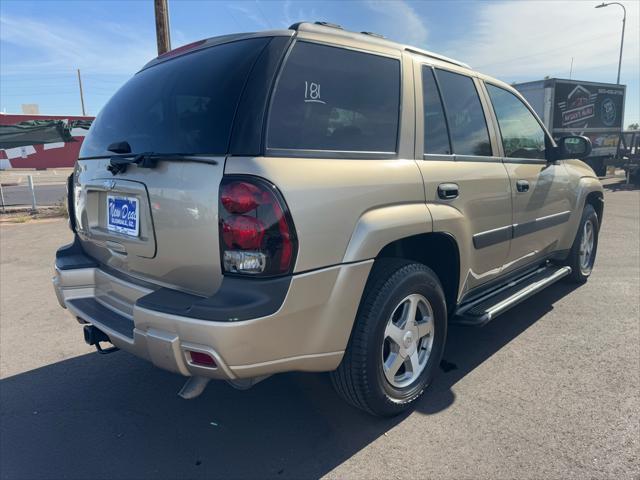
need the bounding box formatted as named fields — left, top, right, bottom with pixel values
left=0, top=113, right=95, bottom=169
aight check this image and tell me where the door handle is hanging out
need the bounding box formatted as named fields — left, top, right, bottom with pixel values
left=437, top=183, right=459, bottom=200
left=516, top=180, right=530, bottom=193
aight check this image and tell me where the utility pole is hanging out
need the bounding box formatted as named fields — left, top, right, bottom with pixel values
left=595, top=2, right=626, bottom=84
left=569, top=57, right=574, bottom=79
left=77, top=68, right=86, bottom=116
left=154, top=0, right=171, bottom=55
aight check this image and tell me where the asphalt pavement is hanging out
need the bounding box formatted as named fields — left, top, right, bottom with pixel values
left=0, top=179, right=638, bottom=479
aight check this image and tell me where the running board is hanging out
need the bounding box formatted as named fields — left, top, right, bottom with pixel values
left=453, top=265, right=572, bottom=326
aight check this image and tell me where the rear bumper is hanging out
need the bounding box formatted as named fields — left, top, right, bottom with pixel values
left=53, top=242, right=372, bottom=380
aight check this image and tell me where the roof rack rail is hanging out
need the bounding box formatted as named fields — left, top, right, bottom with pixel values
left=288, top=22, right=470, bottom=69
left=404, top=47, right=470, bottom=69
left=361, top=31, right=385, bottom=38
left=314, top=21, right=343, bottom=29
left=289, top=21, right=343, bottom=30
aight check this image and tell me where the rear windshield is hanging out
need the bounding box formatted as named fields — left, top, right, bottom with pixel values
left=80, top=38, right=269, bottom=158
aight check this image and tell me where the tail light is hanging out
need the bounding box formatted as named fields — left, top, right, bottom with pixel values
left=219, top=176, right=297, bottom=276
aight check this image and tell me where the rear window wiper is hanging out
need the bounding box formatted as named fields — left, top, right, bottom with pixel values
left=107, top=152, right=161, bottom=175
left=106, top=152, right=218, bottom=175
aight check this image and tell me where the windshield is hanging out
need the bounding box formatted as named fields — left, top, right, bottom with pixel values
left=80, top=38, right=269, bottom=158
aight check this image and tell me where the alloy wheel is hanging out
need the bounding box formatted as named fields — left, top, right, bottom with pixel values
left=579, top=219, right=595, bottom=275
left=381, top=293, right=435, bottom=389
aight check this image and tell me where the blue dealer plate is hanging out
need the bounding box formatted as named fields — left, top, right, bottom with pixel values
left=107, top=195, right=139, bottom=237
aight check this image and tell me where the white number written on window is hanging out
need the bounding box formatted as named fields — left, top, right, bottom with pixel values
left=304, top=81, right=326, bottom=104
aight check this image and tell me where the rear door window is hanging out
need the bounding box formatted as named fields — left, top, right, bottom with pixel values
left=80, top=38, right=269, bottom=158
left=435, top=69, right=492, bottom=157
left=486, top=84, right=547, bottom=160
left=267, top=42, right=401, bottom=154
left=422, top=67, right=451, bottom=155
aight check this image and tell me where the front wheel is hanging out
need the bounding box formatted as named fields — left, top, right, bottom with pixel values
left=331, top=260, right=447, bottom=416
left=565, top=204, right=599, bottom=283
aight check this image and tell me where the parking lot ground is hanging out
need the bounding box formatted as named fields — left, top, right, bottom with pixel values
left=1, top=168, right=70, bottom=208
left=0, top=179, right=638, bottom=479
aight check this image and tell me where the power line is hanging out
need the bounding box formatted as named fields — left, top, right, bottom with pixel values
left=474, top=32, right=616, bottom=70
left=0, top=92, right=80, bottom=97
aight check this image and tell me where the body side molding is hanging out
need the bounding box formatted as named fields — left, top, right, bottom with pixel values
left=472, top=210, right=572, bottom=249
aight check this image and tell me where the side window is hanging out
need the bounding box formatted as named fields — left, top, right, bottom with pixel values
left=486, top=84, right=547, bottom=160
left=435, top=69, right=492, bottom=156
left=267, top=42, right=400, bottom=153
left=422, top=67, right=451, bottom=155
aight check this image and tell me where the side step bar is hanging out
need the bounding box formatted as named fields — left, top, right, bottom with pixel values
left=454, top=265, right=572, bottom=326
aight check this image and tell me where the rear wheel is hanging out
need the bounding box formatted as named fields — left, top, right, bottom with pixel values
left=331, top=259, right=447, bottom=416
left=565, top=204, right=599, bottom=283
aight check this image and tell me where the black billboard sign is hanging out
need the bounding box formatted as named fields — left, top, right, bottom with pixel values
left=553, top=82, right=624, bottom=130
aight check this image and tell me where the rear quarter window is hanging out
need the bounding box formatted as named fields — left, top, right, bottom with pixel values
left=267, top=42, right=401, bottom=154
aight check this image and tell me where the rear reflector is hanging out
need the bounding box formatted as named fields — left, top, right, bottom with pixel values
left=188, top=350, right=217, bottom=367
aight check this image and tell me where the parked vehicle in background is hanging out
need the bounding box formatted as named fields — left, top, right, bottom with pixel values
left=616, top=130, right=640, bottom=184
left=53, top=22, right=604, bottom=416
left=0, top=113, right=94, bottom=170
left=514, top=78, right=626, bottom=177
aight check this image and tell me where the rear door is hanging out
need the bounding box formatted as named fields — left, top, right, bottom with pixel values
left=482, top=82, right=572, bottom=273
left=73, top=37, right=275, bottom=296
left=415, top=64, right=512, bottom=292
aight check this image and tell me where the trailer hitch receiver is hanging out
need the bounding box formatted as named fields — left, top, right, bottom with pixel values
left=83, top=324, right=119, bottom=354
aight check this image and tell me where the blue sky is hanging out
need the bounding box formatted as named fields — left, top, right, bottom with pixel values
left=1, top=0, right=638, bottom=125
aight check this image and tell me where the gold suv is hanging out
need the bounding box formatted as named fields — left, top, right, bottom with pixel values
left=53, top=22, right=604, bottom=416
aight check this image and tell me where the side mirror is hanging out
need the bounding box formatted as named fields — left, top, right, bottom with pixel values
left=554, top=135, right=592, bottom=161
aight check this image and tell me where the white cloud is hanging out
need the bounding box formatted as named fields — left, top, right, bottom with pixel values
left=0, top=14, right=157, bottom=76
left=227, top=1, right=272, bottom=31
left=365, top=0, right=428, bottom=47
left=281, top=0, right=319, bottom=29
left=444, top=1, right=639, bottom=83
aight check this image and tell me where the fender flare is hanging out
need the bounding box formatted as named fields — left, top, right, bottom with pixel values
left=342, top=202, right=468, bottom=304
left=559, top=176, right=604, bottom=250
left=342, top=203, right=433, bottom=263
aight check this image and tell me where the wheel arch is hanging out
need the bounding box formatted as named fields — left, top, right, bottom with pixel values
left=558, top=176, right=604, bottom=251
left=342, top=203, right=434, bottom=263
left=341, top=203, right=463, bottom=314
left=585, top=190, right=604, bottom=229
left=376, top=232, right=460, bottom=315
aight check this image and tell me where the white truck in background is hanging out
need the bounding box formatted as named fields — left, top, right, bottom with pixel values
left=514, top=78, right=626, bottom=176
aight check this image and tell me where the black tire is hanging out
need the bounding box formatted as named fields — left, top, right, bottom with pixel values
left=565, top=204, right=599, bottom=283
left=330, top=259, right=447, bottom=417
